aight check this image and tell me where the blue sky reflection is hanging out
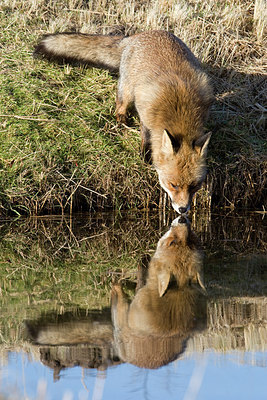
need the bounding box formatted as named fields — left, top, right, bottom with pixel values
left=0, top=350, right=266, bottom=400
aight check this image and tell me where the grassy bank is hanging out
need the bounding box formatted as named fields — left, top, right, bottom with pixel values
left=0, top=0, right=266, bottom=215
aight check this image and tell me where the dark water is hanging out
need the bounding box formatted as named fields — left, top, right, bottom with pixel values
left=0, top=211, right=266, bottom=400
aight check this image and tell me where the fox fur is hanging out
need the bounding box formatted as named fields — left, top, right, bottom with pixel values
left=34, top=30, right=213, bottom=213
left=25, top=317, right=113, bottom=346
left=111, top=216, right=207, bottom=368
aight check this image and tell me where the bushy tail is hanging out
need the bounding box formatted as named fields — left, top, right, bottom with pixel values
left=34, top=32, right=126, bottom=72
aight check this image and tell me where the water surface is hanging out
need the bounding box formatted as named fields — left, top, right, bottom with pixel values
left=0, top=212, right=266, bottom=399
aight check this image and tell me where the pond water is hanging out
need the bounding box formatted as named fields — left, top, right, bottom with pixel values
left=0, top=211, right=266, bottom=400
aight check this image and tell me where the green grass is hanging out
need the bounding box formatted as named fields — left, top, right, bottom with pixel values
left=0, top=0, right=266, bottom=215
left=0, top=48, right=156, bottom=214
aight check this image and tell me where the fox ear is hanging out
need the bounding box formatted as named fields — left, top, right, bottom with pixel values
left=194, top=132, right=211, bottom=157
left=162, top=130, right=181, bottom=155
left=196, top=271, right=206, bottom=293
left=158, top=270, right=171, bottom=297
left=162, top=130, right=174, bottom=156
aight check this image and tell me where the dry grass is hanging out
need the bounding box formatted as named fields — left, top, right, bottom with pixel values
left=0, top=0, right=266, bottom=215
left=187, top=297, right=267, bottom=354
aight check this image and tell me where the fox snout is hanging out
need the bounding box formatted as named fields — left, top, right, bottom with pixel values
left=157, top=216, right=190, bottom=250
left=172, top=215, right=188, bottom=225
left=158, top=178, right=192, bottom=214
left=171, top=202, right=190, bottom=215
left=170, top=195, right=191, bottom=215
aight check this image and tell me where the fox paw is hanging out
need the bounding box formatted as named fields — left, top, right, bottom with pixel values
left=116, top=113, right=127, bottom=124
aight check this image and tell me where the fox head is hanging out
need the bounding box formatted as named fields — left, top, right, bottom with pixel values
left=155, top=130, right=211, bottom=214
left=150, top=216, right=205, bottom=296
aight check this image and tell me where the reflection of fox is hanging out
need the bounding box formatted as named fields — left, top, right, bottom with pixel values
left=34, top=30, right=213, bottom=213
left=24, top=313, right=117, bottom=377
left=111, top=216, right=206, bottom=368
left=25, top=313, right=113, bottom=346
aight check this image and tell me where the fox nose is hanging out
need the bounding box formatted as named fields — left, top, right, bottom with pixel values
left=178, top=207, right=188, bottom=214
left=178, top=216, right=187, bottom=224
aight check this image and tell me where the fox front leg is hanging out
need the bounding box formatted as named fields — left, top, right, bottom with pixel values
left=115, top=94, right=128, bottom=124
left=115, top=77, right=133, bottom=124
left=140, top=123, right=152, bottom=163
left=111, top=284, right=129, bottom=329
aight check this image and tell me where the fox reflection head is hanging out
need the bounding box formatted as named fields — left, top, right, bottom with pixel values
left=111, top=216, right=206, bottom=368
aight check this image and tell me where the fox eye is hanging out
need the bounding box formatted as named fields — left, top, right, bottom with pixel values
left=170, top=182, right=179, bottom=190
left=169, top=239, right=177, bottom=246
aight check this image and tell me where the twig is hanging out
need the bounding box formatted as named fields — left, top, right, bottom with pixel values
left=0, top=114, right=54, bottom=122
left=56, top=170, right=107, bottom=198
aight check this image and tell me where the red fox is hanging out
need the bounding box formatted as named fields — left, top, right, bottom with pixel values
left=111, top=216, right=206, bottom=368
left=25, top=314, right=113, bottom=346
left=34, top=30, right=213, bottom=213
